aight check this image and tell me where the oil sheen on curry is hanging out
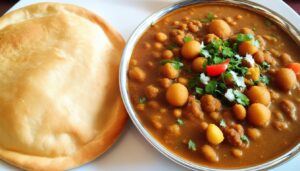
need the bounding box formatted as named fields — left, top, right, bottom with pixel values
left=127, top=4, right=300, bottom=168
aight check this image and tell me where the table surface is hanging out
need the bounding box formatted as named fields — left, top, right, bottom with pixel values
left=0, top=0, right=299, bottom=171
left=1, top=0, right=300, bottom=15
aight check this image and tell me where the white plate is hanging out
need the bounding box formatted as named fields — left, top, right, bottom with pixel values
left=1, top=0, right=300, bottom=171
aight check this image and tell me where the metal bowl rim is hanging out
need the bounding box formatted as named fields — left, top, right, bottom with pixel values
left=119, top=0, right=300, bottom=170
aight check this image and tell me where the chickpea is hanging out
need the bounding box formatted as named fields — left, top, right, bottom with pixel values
left=248, top=103, right=271, bottom=127
left=247, top=128, right=261, bottom=140
left=233, top=104, right=246, bottom=120
left=155, top=32, right=168, bottom=42
left=166, top=83, right=189, bottom=106
left=280, top=53, right=292, bottom=65
left=192, top=57, right=207, bottom=72
left=161, top=63, right=179, bottom=79
left=154, top=42, right=163, bottom=50
left=246, top=86, right=271, bottom=106
left=128, top=67, right=146, bottom=82
left=159, top=78, right=172, bottom=88
left=162, top=50, right=174, bottom=59
left=151, top=115, right=162, bottom=129
left=136, top=103, right=145, bottom=111
left=200, top=121, right=209, bottom=131
left=147, top=100, right=160, bottom=109
left=173, top=108, right=182, bottom=118
left=231, top=148, right=243, bottom=158
left=253, top=50, right=265, bottom=64
left=145, top=85, right=159, bottom=99
left=181, top=40, right=201, bottom=59
left=167, top=124, right=181, bottom=136
left=204, top=34, right=219, bottom=43
left=275, top=68, right=297, bottom=91
left=206, top=124, right=224, bottom=145
left=201, top=145, right=219, bottom=162
left=247, top=67, right=260, bottom=81
left=178, top=77, right=189, bottom=86
left=208, top=19, right=232, bottom=39
left=239, top=41, right=258, bottom=56
left=240, top=27, right=254, bottom=35
left=209, top=112, right=221, bottom=122
left=201, top=95, right=222, bottom=113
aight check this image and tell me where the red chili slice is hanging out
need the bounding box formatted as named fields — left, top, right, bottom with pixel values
left=206, top=59, right=230, bottom=76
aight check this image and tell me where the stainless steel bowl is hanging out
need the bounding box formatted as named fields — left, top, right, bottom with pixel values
left=119, top=0, right=300, bottom=170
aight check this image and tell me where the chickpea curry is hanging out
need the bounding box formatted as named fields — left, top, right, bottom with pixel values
left=127, top=4, right=300, bottom=168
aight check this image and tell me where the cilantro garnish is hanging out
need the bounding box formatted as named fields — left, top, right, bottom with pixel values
left=219, top=119, right=227, bottom=128
left=260, top=75, right=270, bottom=84
left=195, top=87, right=204, bottom=95
left=205, top=80, right=218, bottom=94
left=264, top=19, right=273, bottom=28
left=260, top=61, right=270, bottom=70
left=240, top=135, right=250, bottom=144
left=188, top=139, right=197, bottom=151
left=200, top=12, right=215, bottom=23
left=138, top=96, right=147, bottom=104
left=167, top=43, right=178, bottom=50
left=236, top=33, right=254, bottom=42
left=160, top=59, right=183, bottom=70
left=183, top=36, right=193, bottom=43
left=177, top=119, right=184, bottom=126
left=233, top=90, right=249, bottom=106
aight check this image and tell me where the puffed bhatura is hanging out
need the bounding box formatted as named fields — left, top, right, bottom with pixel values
left=0, top=3, right=127, bottom=171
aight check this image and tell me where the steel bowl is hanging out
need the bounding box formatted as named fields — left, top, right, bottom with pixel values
left=119, top=0, right=300, bottom=170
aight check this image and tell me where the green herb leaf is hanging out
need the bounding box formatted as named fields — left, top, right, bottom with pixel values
left=138, top=96, right=147, bottom=104
left=205, top=80, right=217, bottom=94
left=200, top=12, right=215, bottom=23
left=260, top=75, right=270, bottom=84
left=177, top=119, right=184, bottom=126
left=167, top=43, right=178, bottom=50
left=188, top=139, right=197, bottom=151
left=200, top=49, right=211, bottom=58
left=222, top=47, right=234, bottom=58
left=260, top=61, right=270, bottom=70
left=213, top=56, right=224, bottom=64
left=240, top=135, right=250, bottom=144
left=236, top=33, right=254, bottom=42
left=160, top=59, right=184, bottom=70
left=264, top=19, right=273, bottom=28
left=183, top=36, right=193, bottom=43
left=220, top=119, right=227, bottom=128
left=188, top=78, right=198, bottom=90
left=195, top=87, right=204, bottom=95
left=233, top=90, right=249, bottom=106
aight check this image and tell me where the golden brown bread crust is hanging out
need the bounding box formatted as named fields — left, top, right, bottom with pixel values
left=0, top=2, right=127, bottom=171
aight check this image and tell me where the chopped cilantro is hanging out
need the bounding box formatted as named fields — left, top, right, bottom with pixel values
left=200, top=49, right=211, bottom=58
left=222, top=47, right=234, bottom=58
left=138, top=96, right=147, bottom=104
left=167, top=43, right=178, bottom=50
left=233, top=90, right=249, bottom=106
left=213, top=56, right=224, bottom=64
left=200, top=12, right=215, bottom=23
left=183, top=36, right=193, bottom=43
left=220, top=119, right=227, bottom=128
left=260, top=62, right=270, bottom=70
left=188, top=139, right=197, bottom=151
left=160, top=59, right=183, bottom=70
left=177, top=119, right=184, bottom=125
left=260, top=75, right=270, bottom=84
left=195, top=87, right=204, bottom=95
left=240, top=135, right=250, bottom=144
left=264, top=19, right=273, bottom=27
left=188, top=78, right=198, bottom=90
left=205, top=80, right=217, bottom=94
left=236, top=33, right=254, bottom=42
